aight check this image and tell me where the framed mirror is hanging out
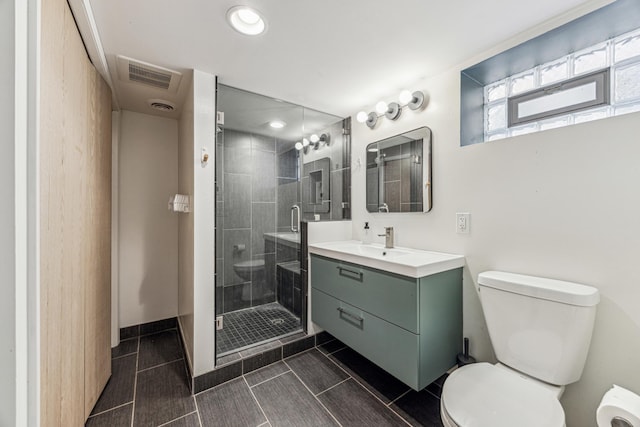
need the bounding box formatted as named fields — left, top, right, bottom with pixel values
left=365, top=127, right=432, bottom=213
left=302, top=157, right=331, bottom=213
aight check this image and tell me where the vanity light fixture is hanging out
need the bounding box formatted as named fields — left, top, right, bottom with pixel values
left=357, top=90, right=425, bottom=129
left=295, top=133, right=330, bottom=153
left=227, top=6, right=266, bottom=36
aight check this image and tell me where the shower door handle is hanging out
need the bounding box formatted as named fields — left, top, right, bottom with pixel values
left=291, top=205, right=300, bottom=233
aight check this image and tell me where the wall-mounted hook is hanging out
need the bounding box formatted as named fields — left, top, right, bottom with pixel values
left=201, top=147, right=209, bottom=166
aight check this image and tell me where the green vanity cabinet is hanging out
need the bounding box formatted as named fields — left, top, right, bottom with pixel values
left=310, top=254, right=462, bottom=391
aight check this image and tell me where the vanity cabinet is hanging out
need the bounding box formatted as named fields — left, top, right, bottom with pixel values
left=311, top=254, right=462, bottom=390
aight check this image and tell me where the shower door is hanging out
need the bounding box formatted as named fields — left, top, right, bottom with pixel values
left=214, top=84, right=339, bottom=358
left=214, top=84, right=347, bottom=358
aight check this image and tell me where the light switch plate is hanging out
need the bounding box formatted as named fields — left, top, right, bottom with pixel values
left=456, top=213, right=470, bottom=234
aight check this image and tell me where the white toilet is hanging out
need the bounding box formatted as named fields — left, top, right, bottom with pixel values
left=441, top=271, right=600, bottom=427
left=233, top=259, right=265, bottom=301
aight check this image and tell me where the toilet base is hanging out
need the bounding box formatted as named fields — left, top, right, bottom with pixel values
left=440, top=399, right=458, bottom=427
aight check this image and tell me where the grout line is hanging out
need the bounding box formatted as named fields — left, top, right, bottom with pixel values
left=156, top=411, right=198, bottom=427
left=318, top=346, right=412, bottom=426
left=193, top=395, right=204, bottom=427
left=282, top=359, right=344, bottom=427
left=318, top=349, right=412, bottom=426
left=387, top=388, right=411, bottom=407
left=130, top=336, right=140, bottom=427
left=315, top=377, right=350, bottom=397
left=194, top=375, right=243, bottom=397
left=136, top=326, right=179, bottom=339
left=317, top=343, right=347, bottom=356
left=384, top=405, right=414, bottom=426
left=136, top=357, right=184, bottom=373
left=423, top=387, right=441, bottom=400
left=243, top=375, right=270, bottom=426
left=111, top=351, right=138, bottom=360
left=247, top=368, right=292, bottom=389
left=282, top=345, right=315, bottom=361
left=86, top=400, right=134, bottom=418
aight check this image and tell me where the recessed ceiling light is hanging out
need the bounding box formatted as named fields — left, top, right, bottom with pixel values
left=269, top=120, right=286, bottom=129
left=227, top=6, right=266, bottom=36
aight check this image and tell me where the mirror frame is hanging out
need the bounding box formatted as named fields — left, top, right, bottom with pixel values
left=365, top=126, right=432, bottom=213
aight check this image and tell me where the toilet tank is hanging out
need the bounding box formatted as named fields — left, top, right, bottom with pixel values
left=478, top=271, right=599, bottom=386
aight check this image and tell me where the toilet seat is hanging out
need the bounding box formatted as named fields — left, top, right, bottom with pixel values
left=441, top=363, right=565, bottom=427
left=234, top=259, right=265, bottom=269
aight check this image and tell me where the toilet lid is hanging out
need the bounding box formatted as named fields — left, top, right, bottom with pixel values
left=442, top=363, right=565, bottom=427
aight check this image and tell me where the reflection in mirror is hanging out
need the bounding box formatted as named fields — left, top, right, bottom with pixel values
left=303, top=157, right=330, bottom=213
left=366, top=127, right=432, bottom=213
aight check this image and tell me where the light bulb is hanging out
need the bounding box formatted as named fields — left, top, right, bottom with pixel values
left=237, top=8, right=260, bottom=25
left=399, top=90, right=413, bottom=105
left=227, top=6, right=266, bottom=36
left=356, top=111, right=368, bottom=123
left=375, top=101, right=388, bottom=114
left=294, top=142, right=303, bottom=150
left=310, top=134, right=320, bottom=143
left=302, top=138, right=310, bottom=147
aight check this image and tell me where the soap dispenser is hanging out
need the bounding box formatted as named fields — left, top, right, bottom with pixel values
left=362, top=222, right=372, bottom=244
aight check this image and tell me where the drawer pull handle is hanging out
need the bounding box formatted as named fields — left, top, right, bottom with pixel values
left=337, top=307, right=364, bottom=325
left=336, top=266, right=363, bottom=281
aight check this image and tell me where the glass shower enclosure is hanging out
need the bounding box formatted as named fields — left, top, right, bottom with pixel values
left=214, top=84, right=344, bottom=357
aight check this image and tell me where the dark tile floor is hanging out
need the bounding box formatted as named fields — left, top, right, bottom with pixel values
left=86, top=324, right=446, bottom=426
left=217, top=303, right=302, bottom=355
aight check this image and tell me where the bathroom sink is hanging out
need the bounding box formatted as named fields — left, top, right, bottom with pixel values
left=332, top=242, right=412, bottom=259
left=308, top=240, right=464, bottom=278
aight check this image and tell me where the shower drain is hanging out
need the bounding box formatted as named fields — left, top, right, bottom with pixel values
left=270, top=318, right=285, bottom=325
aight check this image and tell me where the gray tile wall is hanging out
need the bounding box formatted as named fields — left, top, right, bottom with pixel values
left=217, top=129, right=301, bottom=314
left=301, top=118, right=352, bottom=222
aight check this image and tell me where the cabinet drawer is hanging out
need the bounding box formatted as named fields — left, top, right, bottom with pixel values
left=311, top=255, right=418, bottom=333
left=312, top=289, right=420, bottom=389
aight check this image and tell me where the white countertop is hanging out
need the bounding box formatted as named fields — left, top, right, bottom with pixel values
left=308, top=240, right=465, bottom=278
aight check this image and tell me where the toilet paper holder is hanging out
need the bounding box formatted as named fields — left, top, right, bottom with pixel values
left=598, top=385, right=640, bottom=427
left=611, top=417, right=633, bottom=427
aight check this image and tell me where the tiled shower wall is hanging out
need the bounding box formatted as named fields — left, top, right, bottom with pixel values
left=216, top=129, right=300, bottom=314
left=301, top=119, right=352, bottom=222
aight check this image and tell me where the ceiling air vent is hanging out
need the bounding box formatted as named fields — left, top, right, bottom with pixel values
left=116, top=55, right=182, bottom=93
left=147, top=99, right=176, bottom=112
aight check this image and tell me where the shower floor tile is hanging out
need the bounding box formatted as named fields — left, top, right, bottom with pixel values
left=217, top=302, right=301, bottom=355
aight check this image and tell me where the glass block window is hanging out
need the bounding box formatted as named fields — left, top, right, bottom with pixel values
left=484, top=27, right=640, bottom=142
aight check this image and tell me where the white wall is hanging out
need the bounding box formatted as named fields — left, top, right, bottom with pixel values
left=118, top=110, right=179, bottom=327
left=178, top=76, right=195, bottom=371
left=191, top=70, right=216, bottom=376
left=350, top=53, right=640, bottom=427
left=177, top=70, right=216, bottom=377
left=4, top=0, right=39, bottom=424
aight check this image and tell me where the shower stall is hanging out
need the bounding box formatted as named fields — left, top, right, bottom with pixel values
left=214, top=84, right=348, bottom=357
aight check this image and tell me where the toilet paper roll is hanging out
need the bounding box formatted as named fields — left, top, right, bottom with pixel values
left=597, top=385, right=640, bottom=427
left=233, top=244, right=246, bottom=251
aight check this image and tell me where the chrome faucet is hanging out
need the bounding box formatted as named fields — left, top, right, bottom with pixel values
left=378, top=227, right=394, bottom=248
left=378, top=203, right=389, bottom=213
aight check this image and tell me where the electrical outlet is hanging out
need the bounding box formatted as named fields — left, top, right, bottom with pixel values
left=456, top=213, right=470, bottom=234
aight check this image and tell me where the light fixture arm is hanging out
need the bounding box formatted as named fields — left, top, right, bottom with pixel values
left=359, top=90, right=425, bottom=129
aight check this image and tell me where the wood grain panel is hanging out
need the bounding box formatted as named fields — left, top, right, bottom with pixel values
left=39, top=0, right=66, bottom=423
left=40, top=0, right=112, bottom=424
left=59, top=6, right=89, bottom=426
left=84, top=69, right=112, bottom=418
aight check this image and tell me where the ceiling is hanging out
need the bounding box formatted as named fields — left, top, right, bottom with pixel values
left=86, top=0, right=603, bottom=119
